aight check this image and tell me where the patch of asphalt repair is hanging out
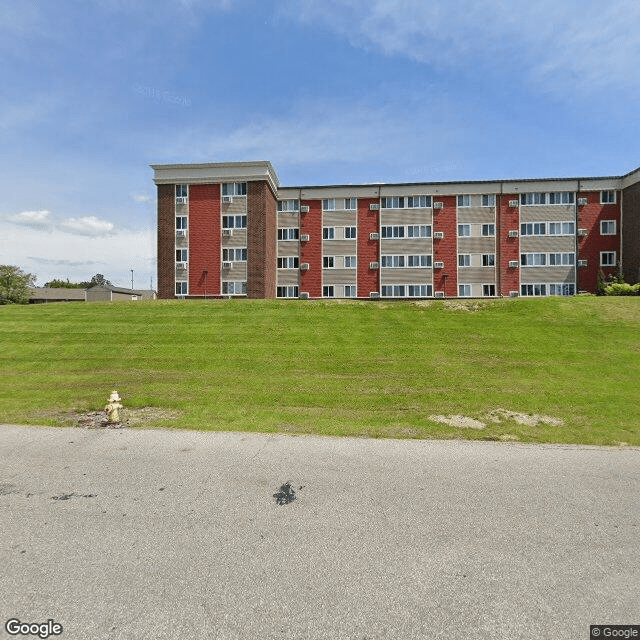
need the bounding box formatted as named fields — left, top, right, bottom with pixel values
left=273, top=482, right=304, bottom=505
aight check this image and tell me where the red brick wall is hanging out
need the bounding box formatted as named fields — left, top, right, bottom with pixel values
left=433, top=195, right=457, bottom=297
left=497, top=194, right=520, bottom=296
left=300, top=199, right=322, bottom=298
left=623, top=182, right=640, bottom=284
left=188, top=184, right=221, bottom=297
left=157, top=184, right=175, bottom=299
left=247, top=181, right=277, bottom=298
left=357, top=198, right=380, bottom=297
left=577, top=190, right=621, bottom=291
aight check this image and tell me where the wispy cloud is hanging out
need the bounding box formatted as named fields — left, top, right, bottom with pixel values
left=3, top=210, right=116, bottom=236
left=9, top=210, right=51, bottom=226
left=131, top=193, right=152, bottom=203
left=60, top=216, right=115, bottom=236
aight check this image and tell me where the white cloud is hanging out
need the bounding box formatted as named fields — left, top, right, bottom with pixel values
left=131, top=193, right=152, bottom=203
left=60, top=216, right=115, bottom=236
left=278, top=0, right=640, bottom=96
left=9, top=210, right=51, bottom=226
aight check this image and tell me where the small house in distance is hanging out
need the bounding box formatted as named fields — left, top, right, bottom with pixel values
left=86, top=285, right=156, bottom=302
left=29, top=287, right=86, bottom=304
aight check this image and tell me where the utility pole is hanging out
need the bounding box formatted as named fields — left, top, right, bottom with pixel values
left=131, top=269, right=134, bottom=291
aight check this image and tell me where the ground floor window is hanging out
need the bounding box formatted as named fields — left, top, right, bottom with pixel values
left=276, top=286, right=299, bottom=298
left=549, top=283, right=575, bottom=296
left=483, top=284, right=496, bottom=296
left=175, top=281, right=188, bottom=296
left=323, top=285, right=335, bottom=297
left=344, top=285, right=357, bottom=297
left=222, top=281, right=247, bottom=295
left=459, top=284, right=471, bottom=297
left=600, top=251, right=616, bottom=267
left=521, top=283, right=547, bottom=296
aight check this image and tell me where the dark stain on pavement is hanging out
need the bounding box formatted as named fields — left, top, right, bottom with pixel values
left=273, top=482, right=298, bottom=505
left=51, top=493, right=97, bottom=500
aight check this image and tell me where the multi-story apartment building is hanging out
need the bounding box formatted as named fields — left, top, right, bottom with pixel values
left=152, top=161, right=640, bottom=299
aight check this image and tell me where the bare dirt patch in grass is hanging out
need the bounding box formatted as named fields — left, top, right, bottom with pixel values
left=488, top=408, right=564, bottom=427
left=429, top=415, right=486, bottom=429
left=32, top=407, right=183, bottom=429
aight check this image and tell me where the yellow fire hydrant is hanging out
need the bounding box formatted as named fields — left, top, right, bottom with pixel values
left=105, top=390, right=123, bottom=423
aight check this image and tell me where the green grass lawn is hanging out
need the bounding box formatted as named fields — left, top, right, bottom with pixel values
left=1, top=296, right=638, bottom=445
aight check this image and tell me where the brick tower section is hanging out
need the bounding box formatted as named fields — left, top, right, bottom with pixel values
left=247, top=180, right=277, bottom=298
left=623, top=182, right=640, bottom=284
left=577, top=191, right=621, bottom=292
left=497, top=194, right=520, bottom=296
left=189, top=184, right=220, bottom=297
left=157, top=184, right=175, bottom=299
left=299, top=199, right=323, bottom=298
left=357, top=198, right=380, bottom=297
left=432, top=195, right=457, bottom=297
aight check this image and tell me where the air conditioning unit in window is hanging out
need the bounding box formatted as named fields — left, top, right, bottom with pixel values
left=578, top=197, right=588, bottom=206
left=176, top=262, right=187, bottom=270
left=300, top=234, right=310, bottom=242
left=578, top=228, right=588, bottom=236
left=300, top=205, right=310, bottom=213
left=509, top=200, right=519, bottom=208
left=369, top=292, right=380, bottom=299
left=222, top=262, right=232, bottom=270
left=222, top=196, right=233, bottom=204
left=369, top=262, right=379, bottom=270
left=509, top=260, right=519, bottom=268
left=433, top=261, right=444, bottom=269
left=222, top=229, right=233, bottom=237
left=369, top=232, right=380, bottom=240
left=176, top=230, right=186, bottom=237
left=509, top=291, right=519, bottom=298
left=369, top=203, right=379, bottom=211
left=578, top=259, right=588, bottom=267
left=434, top=291, right=445, bottom=299
left=175, top=197, right=187, bottom=205
left=508, top=230, right=519, bottom=238
left=299, top=292, right=310, bottom=299
left=433, top=231, right=444, bottom=239
left=300, top=263, right=310, bottom=270
left=433, top=201, right=444, bottom=209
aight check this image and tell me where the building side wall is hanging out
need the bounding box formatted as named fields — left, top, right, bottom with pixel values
left=357, top=199, right=380, bottom=297
left=189, top=183, right=221, bottom=296
left=433, top=196, right=457, bottom=296
left=622, top=181, right=640, bottom=283
left=247, top=180, right=277, bottom=298
left=157, top=184, right=176, bottom=299
left=497, top=195, right=520, bottom=296
left=300, top=200, right=323, bottom=297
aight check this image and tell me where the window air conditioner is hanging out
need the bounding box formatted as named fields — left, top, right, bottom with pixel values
left=369, top=262, right=379, bottom=270
left=578, top=198, right=588, bottom=206
left=222, top=196, right=233, bottom=204
left=299, top=292, right=310, bottom=299
left=176, top=229, right=186, bottom=237
left=433, top=201, right=444, bottom=209
left=433, top=261, right=444, bottom=269
left=508, top=230, right=519, bottom=238
left=578, top=260, right=588, bottom=267
left=509, top=200, right=519, bottom=208
left=300, top=234, right=310, bottom=242
left=300, top=205, right=310, bottom=213
left=175, top=197, right=187, bottom=205
left=222, top=229, right=233, bottom=236
left=369, top=292, right=380, bottom=299
left=509, top=291, right=519, bottom=297
left=369, top=232, right=380, bottom=240
left=434, top=291, right=445, bottom=298
left=222, top=262, right=232, bottom=270
left=578, top=228, right=588, bottom=236
left=300, top=263, right=310, bottom=270
left=176, top=262, right=187, bottom=270
left=509, top=260, right=519, bottom=268
left=433, top=231, right=444, bottom=239
left=369, top=204, right=380, bottom=211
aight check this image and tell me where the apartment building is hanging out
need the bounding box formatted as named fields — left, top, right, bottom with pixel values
left=152, top=161, right=640, bottom=300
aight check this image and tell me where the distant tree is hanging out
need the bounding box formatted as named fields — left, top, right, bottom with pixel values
left=45, top=278, right=86, bottom=289
left=89, top=273, right=113, bottom=287
left=0, top=265, right=37, bottom=305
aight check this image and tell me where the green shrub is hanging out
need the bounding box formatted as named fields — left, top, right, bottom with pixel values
left=604, top=282, right=640, bottom=296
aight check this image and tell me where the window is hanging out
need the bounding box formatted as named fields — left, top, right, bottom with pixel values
left=600, top=220, right=616, bottom=235
left=601, top=191, right=616, bottom=204
left=521, top=253, right=547, bottom=266
left=278, top=200, right=300, bottom=212
left=548, top=222, right=574, bottom=235
left=482, top=254, right=495, bottom=267
left=381, top=196, right=402, bottom=209
left=407, top=284, right=432, bottom=297
left=277, top=286, right=299, bottom=298
left=520, top=222, right=546, bottom=236
left=407, top=255, right=432, bottom=267
left=600, top=251, right=616, bottom=267
left=344, top=285, right=357, bottom=297
left=344, top=198, right=357, bottom=210
left=549, top=192, right=575, bottom=205
left=176, top=216, right=187, bottom=230
left=323, top=256, right=335, bottom=269
left=521, top=284, right=547, bottom=296
left=381, top=285, right=406, bottom=297
left=322, top=199, right=336, bottom=211
left=344, top=256, right=357, bottom=268
left=175, top=281, right=188, bottom=295
left=323, top=285, right=335, bottom=297
left=344, top=226, right=357, bottom=239
left=223, top=248, right=247, bottom=261
left=459, top=284, right=471, bottom=297
left=176, top=185, right=188, bottom=199
left=458, top=224, right=471, bottom=237
left=176, top=249, right=188, bottom=262
left=221, top=182, right=247, bottom=196
left=520, top=193, right=547, bottom=205
left=458, top=254, right=470, bottom=267
left=323, top=227, right=335, bottom=240
left=223, top=215, right=247, bottom=229
left=277, top=257, right=299, bottom=269
left=549, top=283, right=575, bottom=296
left=381, top=255, right=405, bottom=268
left=277, top=228, right=299, bottom=240
left=381, top=225, right=405, bottom=238
left=222, top=281, right=247, bottom=295
left=407, top=225, right=431, bottom=238
left=548, top=253, right=574, bottom=266
left=407, top=195, right=431, bottom=208
left=482, top=224, right=495, bottom=237
left=482, top=194, right=496, bottom=207
left=483, top=284, right=496, bottom=297
left=457, top=195, right=470, bottom=207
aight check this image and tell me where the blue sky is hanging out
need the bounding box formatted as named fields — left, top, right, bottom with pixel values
left=1, top=0, right=639, bottom=287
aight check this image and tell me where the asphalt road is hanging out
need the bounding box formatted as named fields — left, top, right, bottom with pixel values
left=1, top=425, right=638, bottom=640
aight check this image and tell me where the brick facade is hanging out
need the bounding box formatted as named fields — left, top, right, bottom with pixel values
left=623, top=182, right=640, bottom=284
left=299, top=199, right=323, bottom=298
left=357, top=199, right=380, bottom=297
left=189, top=183, right=221, bottom=297
left=497, top=194, right=520, bottom=296
left=157, top=184, right=175, bottom=300
left=247, top=180, right=277, bottom=298
left=433, top=195, right=457, bottom=297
